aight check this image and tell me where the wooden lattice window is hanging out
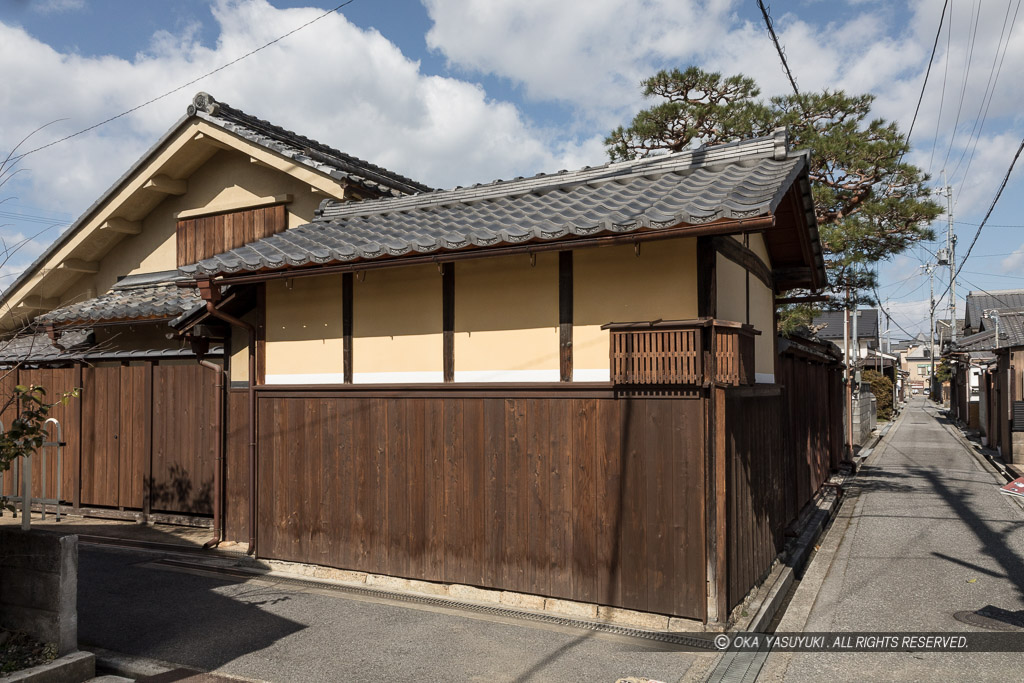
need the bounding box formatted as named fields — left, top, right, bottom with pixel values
left=605, top=319, right=758, bottom=387
left=176, top=204, right=287, bottom=267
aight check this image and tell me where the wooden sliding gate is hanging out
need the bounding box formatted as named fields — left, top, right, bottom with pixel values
left=1, top=362, right=218, bottom=516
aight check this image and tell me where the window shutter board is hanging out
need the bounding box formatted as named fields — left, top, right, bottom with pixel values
left=176, top=203, right=290, bottom=266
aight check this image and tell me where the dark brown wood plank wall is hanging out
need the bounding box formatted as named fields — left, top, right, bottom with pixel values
left=224, top=389, right=249, bottom=541
left=255, top=393, right=707, bottom=619
left=150, top=363, right=217, bottom=514
left=0, top=369, right=19, bottom=498
left=80, top=366, right=121, bottom=507
left=723, top=353, right=842, bottom=610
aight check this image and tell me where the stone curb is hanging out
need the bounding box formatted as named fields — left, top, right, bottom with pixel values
left=81, top=646, right=176, bottom=680
left=2, top=650, right=94, bottom=683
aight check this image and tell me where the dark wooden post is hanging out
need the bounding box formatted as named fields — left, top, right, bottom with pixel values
left=443, top=263, right=454, bottom=383
left=73, top=363, right=82, bottom=512
left=697, top=236, right=717, bottom=319
left=142, top=360, right=154, bottom=521
left=559, top=251, right=573, bottom=382
left=343, top=272, right=353, bottom=383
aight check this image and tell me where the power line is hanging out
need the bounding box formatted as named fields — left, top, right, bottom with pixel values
left=895, top=0, right=949, bottom=172
left=757, top=0, right=801, bottom=97
left=950, top=0, right=1021, bottom=197
left=941, top=0, right=982, bottom=173
left=9, top=0, right=357, bottom=163
left=935, top=133, right=1024, bottom=310
left=928, top=3, right=954, bottom=175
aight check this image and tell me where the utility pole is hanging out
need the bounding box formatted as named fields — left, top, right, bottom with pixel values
left=937, top=176, right=957, bottom=344
left=923, top=263, right=936, bottom=397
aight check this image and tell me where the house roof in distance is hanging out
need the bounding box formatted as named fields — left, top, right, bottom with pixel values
left=964, top=289, right=1024, bottom=331
left=181, top=129, right=827, bottom=290
left=812, top=309, right=879, bottom=340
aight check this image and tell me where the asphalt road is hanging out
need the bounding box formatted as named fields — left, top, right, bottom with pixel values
left=78, top=546, right=714, bottom=682
left=762, top=397, right=1024, bottom=681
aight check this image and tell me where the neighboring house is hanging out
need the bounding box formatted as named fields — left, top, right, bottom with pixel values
left=812, top=309, right=879, bottom=357
left=947, top=310, right=1024, bottom=462
left=1, top=95, right=841, bottom=626
left=0, top=91, right=429, bottom=513
left=963, top=289, right=1024, bottom=336
left=899, top=333, right=939, bottom=391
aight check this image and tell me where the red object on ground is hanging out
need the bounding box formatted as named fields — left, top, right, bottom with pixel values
left=998, top=477, right=1024, bottom=499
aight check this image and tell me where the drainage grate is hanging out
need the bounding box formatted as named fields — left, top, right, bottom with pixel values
left=150, top=558, right=717, bottom=650
left=953, top=606, right=1024, bottom=632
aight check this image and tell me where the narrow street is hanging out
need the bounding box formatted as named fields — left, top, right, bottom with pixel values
left=762, top=397, right=1024, bottom=681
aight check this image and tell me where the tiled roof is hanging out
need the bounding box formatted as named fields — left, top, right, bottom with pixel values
left=0, top=329, right=221, bottom=364
left=37, top=272, right=202, bottom=326
left=950, top=312, right=1024, bottom=353
left=0, top=329, right=93, bottom=363
left=181, top=131, right=821, bottom=279
left=812, top=309, right=879, bottom=340
left=963, top=290, right=1024, bottom=332
left=189, top=92, right=432, bottom=197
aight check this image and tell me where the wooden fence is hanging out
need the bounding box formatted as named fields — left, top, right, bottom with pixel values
left=723, top=350, right=843, bottom=610
left=253, top=391, right=708, bottom=620
left=0, top=362, right=218, bottom=517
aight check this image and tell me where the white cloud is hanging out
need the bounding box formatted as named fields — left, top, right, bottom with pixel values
left=0, top=0, right=597, bottom=222
left=1000, top=244, right=1024, bottom=273
left=30, top=0, right=85, bottom=14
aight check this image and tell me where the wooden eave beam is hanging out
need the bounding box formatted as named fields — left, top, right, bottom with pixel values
left=57, top=258, right=99, bottom=274
left=711, top=235, right=773, bottom=290
left=99, top=217, right=142, bottom=235
left=192, top=132, right=234, bottom=151
left=17, top=295, right=59, bottom=311
left=144, top=174, right=187, bottom=195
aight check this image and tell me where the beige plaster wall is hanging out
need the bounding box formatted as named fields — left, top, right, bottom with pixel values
left=454, top=253, right=559, bottom=381
left=716, top=253, right=748, bottom=324
left=56, top=146, right=333, bottom=310
left=353, top=264, right=443, bottom=383
left=716, top=235, right=777, bottom=382
left=264, top=275, right=344, bottom=383
left=573, top=239, right=698, bottom=381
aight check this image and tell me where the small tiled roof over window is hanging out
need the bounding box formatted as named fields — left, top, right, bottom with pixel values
left=181, top=130, right=826, bottom=287
left=36, top=271, right=203, bottom=327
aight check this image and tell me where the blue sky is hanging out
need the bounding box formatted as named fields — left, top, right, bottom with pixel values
left=1, top=0, right=1023, bottom=339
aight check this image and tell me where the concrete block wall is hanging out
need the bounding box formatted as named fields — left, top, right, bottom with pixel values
left=0, top=530, right=78, bottom=655
left=850, top=393, right=877, bottom=448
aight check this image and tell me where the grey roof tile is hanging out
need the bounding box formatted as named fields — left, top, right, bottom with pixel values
left=963, top=289, right=1024, bottom=332
left=812, top=309, right=879, bottom=340
left=181, top=132, right=814, bottom=278
left=189, top=92, right=432, bottom=197
left=37, top=284, right=203, bottom=326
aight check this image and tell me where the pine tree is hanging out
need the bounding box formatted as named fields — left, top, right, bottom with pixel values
left=607, top=67, right=943, bottom=320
